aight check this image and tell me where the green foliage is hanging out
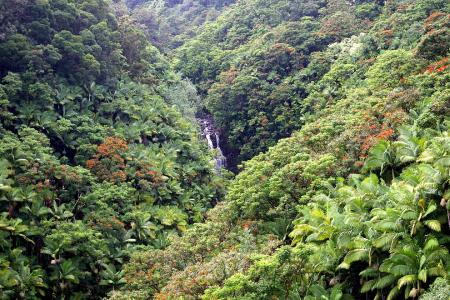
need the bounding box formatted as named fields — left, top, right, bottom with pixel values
left=126, top=0, right=237, bottom=51
left=2, top=0, right=450, bottom=299
left=0, top=0, right=225, bottom=298
left=420, top=278, right=450, bottom=300
left=366, top=50, right=422, bottom=90
left=115, top=0, right=450, bottom=298
left=172, top=0, right=371, bottom=165
left=199, top=119, right=450, bottom=300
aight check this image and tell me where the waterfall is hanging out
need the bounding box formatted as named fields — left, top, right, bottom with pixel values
left=198, top=116, right=227, bottom=171
left=214, top=133, right=226, bottom=170
left=205, top=133, right=214, bottom=149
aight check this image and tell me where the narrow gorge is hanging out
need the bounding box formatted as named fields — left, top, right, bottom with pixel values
left=198, top=115, right=227, bottom=171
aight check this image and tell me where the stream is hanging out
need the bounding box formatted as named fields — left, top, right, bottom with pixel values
left=198, top=116, right=227, bottom=171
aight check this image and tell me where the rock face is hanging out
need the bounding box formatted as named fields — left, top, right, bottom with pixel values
left=198, top=116, right=227, bottom=171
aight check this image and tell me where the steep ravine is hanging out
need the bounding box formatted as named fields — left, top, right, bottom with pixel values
left=197, top=115, right=227, bottom=171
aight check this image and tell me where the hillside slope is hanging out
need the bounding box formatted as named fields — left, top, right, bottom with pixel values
left=0, top=0, right=224, bottom=298
left=125, top=0, right=237, bottom=51
left=111, top=0, right=450, bottom=299
left=173, top=0, right=384, bottom=167
left=0, top=0, right=449, bottom=299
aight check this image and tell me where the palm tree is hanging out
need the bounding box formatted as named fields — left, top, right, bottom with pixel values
left=126, top=214, right=159, bottom=243
left=0, top=266, right=17, bottom=299
left=290, top=204, right=338, bottom=245
left=20, top=199, right=51, bottom=223
left=99, top=264, right=126, bottom=290
left=337, top=236, right=374, bottom=270
left=394, top=126, right=427, bottom=164
left=0, top=218, right=33, bottom=244
left=370, top=179, right=443, bottom=237
left=13, top=263, right=47, bottom=298
left=150, top=231, right=171, bottom=249
left=49, top=202, right=74, bottom=221
left=2, top=186, right=36, bottom=217
left=81, top=82, right=106, bottom=113
left=364, top=140, right=398, bottom=180
left=377, top=238, right=449, bottom=299
left=16, top=104, right=39, bottom=126
left=0, top=159, right=13, bottom=195
left=41, top=239, right=64, bottom=264
left=50, top=260, right=81, bottom=297
left=260, top=217, right=292, bottom=242
left=304, top=284, right=352, bottom=300
left=54, top=84, right=81, bottom=117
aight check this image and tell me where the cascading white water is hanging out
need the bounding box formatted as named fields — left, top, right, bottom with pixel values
left=214, top=133, right=226, bottom=170
left=205, top=133, right=214, bottom=149
left=198, top=117, right=227, bottom=171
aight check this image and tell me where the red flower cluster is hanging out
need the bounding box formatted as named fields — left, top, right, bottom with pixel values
left=86, top=137, right=128, bottom=183
left=360, top=122, right=395, bottom=157
left=424, top=12, right=448, bottom=29
left=425, top=57, right=449, bottom=73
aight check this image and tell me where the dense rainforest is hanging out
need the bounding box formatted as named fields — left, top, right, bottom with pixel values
left=0, top=0, right=449, bottom=299
left=0, top=0, right=225, bottom=298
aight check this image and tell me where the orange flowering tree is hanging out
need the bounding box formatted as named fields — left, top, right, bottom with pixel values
left=416, top=12, right=450, bottom=59
left=86, top=137, right=129, bottom=183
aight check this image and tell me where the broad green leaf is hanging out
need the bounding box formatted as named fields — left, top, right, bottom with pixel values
left=424, top=220, right=441, bottom=232
left=397, top=274, right=417, bottom=288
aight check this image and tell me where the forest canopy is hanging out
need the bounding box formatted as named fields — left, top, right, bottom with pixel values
left=0, top=0, right=449, bottom=299
left=0, top=0, right=224, bottom=298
